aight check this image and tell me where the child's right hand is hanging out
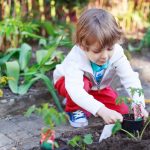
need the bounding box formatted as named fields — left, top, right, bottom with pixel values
left=97, top=106, right=123, bottom=124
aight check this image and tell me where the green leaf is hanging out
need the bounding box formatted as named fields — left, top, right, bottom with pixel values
left=21, top=71, right=37, bottom=76
left=112, top=120, right=122, bottom=135
left=54, top=142, right=59, bottom=148
left=6, top=61, right=20, bottom=93
left=50, top=107, right=63, bottom=126
left=129, top=87, right=135, bottom=97
left=41, top=21, right=56, bottom=36
left=128, top=87, right=144, bottom=98
left=0, top=50, right=19, bottom=65
left=21, top=31, right=45, bottom=39
left=38, top=37, right=62, bottom=68
left=35, top=73, right=63, bottom=112
left=44, top=113, right=54, bottom=128
left=83, top=134, right=93, bottom=145
left=45, top=51, right=64, bottom=65
left=36, top=50, right=48, bottom=65
left=18, top=76, right=40, bottom=95
left=19, top=43, right=32, bottom=70
left=23, top=64, right=38, bottom=81
left=25, top=105, right=36, bottom=117
left=39, top=63, right=57, bottom=72
left=31, top=104, right=66, bottom=129
left=68, top=135, right=81, bottom=147
left=39, top=45, right=57, bottom=67
left=39, top=38, right=47, bottom=47
left=59, top=112, right=67, bottom=124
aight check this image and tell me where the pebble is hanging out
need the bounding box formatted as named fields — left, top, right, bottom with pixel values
left=9, top=98, right=15, bottom=105
left=0, top=99, right=8, bottom=104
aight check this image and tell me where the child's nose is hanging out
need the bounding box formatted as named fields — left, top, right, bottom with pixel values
left=101, top=50, right=108, bottom=59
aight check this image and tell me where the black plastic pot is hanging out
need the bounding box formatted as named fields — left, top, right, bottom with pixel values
left=122, top=114, right=144, bottom=133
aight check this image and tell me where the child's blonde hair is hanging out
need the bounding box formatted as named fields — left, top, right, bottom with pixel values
left=75, top=8, right=123, bottom=51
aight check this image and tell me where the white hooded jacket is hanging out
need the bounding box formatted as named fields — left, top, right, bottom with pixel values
left=53, top=44, right=145, bottom=116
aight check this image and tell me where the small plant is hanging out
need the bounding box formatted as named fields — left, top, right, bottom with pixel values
left=116, top=87, right=144, bottom=115
left=25, top=103, right=67, bottom=149
left=0, top=40, right=64, bottom=111
left=0, top=17, right=41, bottom=51
left=112, top=87, right=150, bottom=140
left=40, top=21, right=73, bottom=48
left=68, top=134, right=93, bottom=150
left=112, top=117, right=150, bottom=140
left=116, top=87, right=144, bottom=128
left=25, top=103, right=67, bottom=129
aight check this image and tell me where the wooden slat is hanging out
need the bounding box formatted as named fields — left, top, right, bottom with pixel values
left=145, top=100, right=150, bottom=104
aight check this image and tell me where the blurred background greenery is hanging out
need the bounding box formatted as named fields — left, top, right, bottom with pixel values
left=0, top=0, right=149, bottom=50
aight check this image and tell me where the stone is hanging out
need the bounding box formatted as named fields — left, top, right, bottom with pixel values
left=0, top=99, right=8, bottom=104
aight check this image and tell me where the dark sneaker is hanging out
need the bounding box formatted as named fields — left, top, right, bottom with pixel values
left=67, top=110, right=88, bottom=128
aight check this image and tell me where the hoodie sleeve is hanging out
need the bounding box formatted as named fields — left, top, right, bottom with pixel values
left=113, top=45, right=145, bottom=107
left=64, top=61, right=105, bottom=116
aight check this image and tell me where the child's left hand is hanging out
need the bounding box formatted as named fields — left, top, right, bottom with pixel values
left=133, top=104, right=149, bottom=121
left=141, top=107, right=149, bottom=121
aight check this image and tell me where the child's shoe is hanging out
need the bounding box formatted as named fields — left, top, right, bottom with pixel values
left=67, top=110, right=88, bottom=128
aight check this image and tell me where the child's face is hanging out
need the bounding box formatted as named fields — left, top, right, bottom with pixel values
left=84, top=43, right=114, bottom=65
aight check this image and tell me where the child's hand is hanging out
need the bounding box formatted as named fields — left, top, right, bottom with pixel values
left=97, top=106, right=123, bottom=124
left=141, top=107, right=149, bottom=121
left=133, top=104, right=149, bottom=121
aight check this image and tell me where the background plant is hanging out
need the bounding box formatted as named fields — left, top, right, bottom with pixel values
left=25, top=103, right=66, bottom=129
left=40, top=21, right=73, bottom=48
left=0, top=17, right=41, bottom=51
left=0, top=36, right=65, bottom=111
left=1, top=0, right=149, bottom=32
left=68, top=134, right=93, bottom=150
left=25, top=103, right=67, bottom=148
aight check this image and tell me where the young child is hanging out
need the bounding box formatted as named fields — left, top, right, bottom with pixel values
left=53, top=8, right=148, bottom=128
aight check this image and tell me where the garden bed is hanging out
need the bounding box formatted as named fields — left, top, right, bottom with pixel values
left=29, top=117, right=150, bottom=150
left=56, top=121, right=150, bottom=150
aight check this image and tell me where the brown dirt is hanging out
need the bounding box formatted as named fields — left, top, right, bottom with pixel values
left=52, top=122, right=150, bottom=150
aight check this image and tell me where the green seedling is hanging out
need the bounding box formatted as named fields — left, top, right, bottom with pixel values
left=25, top=104, right=67, bottom=149
left=116, top=87, right=144, bottom=114
left=114, top=87, right=149, bottom=140
left=68, top=134, right=93, bottom=150
left=25, top=103, right=67, bottom=129
left=112, top=117, right=150, bottom=140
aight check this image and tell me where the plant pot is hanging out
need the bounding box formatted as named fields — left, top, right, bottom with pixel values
left=122, top=114, right=144, bottom=133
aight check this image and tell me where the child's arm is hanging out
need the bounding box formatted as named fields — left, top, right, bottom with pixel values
left=113, top=45, right=148, bottom=120
left=113, top=45, right=145, bottom=107
left=97, top=106, right=123, bottom=124
left=64, top=64, right=124, bottom=124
